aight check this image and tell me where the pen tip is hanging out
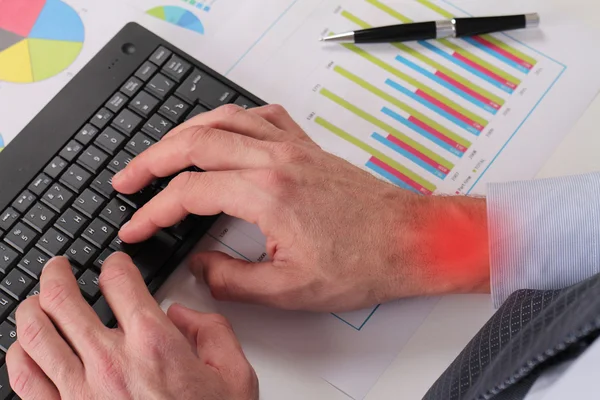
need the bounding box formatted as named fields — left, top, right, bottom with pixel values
left=318, top=37, right=324, bottom=42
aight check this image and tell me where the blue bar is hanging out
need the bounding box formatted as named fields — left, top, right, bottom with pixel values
left=371, top=132, right=447, bottom=179
left=365, top=160, right=421, bottom=194
left=462, top=37, right=530, bottom=74
left=380, top=107, right=463, bottom=157
left=395, top=55, right=497, bottom=115
left=385, top=79, right=481, bottom=136
left=419, top=41, right=514, bottom=94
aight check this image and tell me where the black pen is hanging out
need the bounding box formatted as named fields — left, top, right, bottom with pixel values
left=320, top=13, right=540, bottom=44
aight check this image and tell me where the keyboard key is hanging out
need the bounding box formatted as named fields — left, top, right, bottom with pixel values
left=162, top=55, right=191, bottom=82
left=101, top=198, right=133, bottom=228
left=118, top=187, right=154, bottom=209
left=143, top=113, right=173, bottom=140
left=133, top=231, right=177, bottom=281
left=91, top=107, right=113, bottom=129
left=5, top=223, right=38, bottom=253
left=42, top=183, right=74, bottom=213
left=12, top=190, right=36, bottom=214
left=109, top=236, right=140, bottom=257
left=105, top=92, right=129, bottom=114
left=19, top=248, right=49, bottom=279
left=93, top=248, right=115, bottom=270
left=146, top=73, right=176, bottom=99
left=0, top=363, right=13, bottom=399
left=149, top=46, right=172, bottom=66
left=71, top=264, right=82, bottom=278
left=121, top=76, right=144, bottom=97
left=130, top=91, right=159, bottom=117
left=66, top=239, right=98, bottom=267
left=78, top=145, right=109, bottom=173
left=0, top=208, right=19, bottom=232
left=0, top=243, right=18, bottom=274
left=234, top=96, right=259, bottom=109
left=59, top=140, right=84, bottom=162
left=55, top=208, right=88, bottom=238
left=126, top=132, right=155, bottom=156
left=0, top=293, right=15, bottom=321
left=1, top=269, right=34, bottom=301
left=169, top=217, right=197, bottom=240
left=73, top=189, right=106, bottom=218
left=75, top=124, right=100, bottom=145
left=27, top=282, right=41, bottom=297
left=176, top=68, right=236, bottom=108
left=60, top=164, right=92, bottom=192
left=24, top=203, right=56, bottom=232
left=43, top=156, right=68, bottom=179
left=93, top=296, right=116, bottom=326
left=28, top=173, right=52, bottom=197
left=83, top=219, right=115, bottom=248
left=112, top=109, right=142, bottom=136
left=7, top=309, right=15, bottom=325
left=37, top=228, right=71, bottom=257
left=107, top=150, right=133, bottom=174
left=185, top=104, right=209, bottom=121
left=135, top=61, right=157, bottom=82
left=159, top=95, right=190, bottom=123
left=90, top=170, right=115, bottom=198
left=96, top=127, right=126, bottom=155
left=78, top=269, right=100, bottom=301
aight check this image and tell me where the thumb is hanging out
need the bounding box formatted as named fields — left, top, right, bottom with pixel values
left=190, top=251, right=291, bottom=307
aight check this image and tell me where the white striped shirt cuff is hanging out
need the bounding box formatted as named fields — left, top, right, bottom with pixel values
left=487, top=172, right=600, bottom=308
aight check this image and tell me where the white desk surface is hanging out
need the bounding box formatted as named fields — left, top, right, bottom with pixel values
left=364, top=1, right=600, bottom=399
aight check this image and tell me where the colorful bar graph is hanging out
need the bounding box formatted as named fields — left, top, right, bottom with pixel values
left=319, top=87, right=455, bottom=170
left=380, top=107, right=466, bottom=156
left=395, top=55, right=498, bottom=114
left=365, top=159, right=421, bottom=194
left=469, top=36, right=534, bottom=71
left=342, top=44, right=488, bottom=128
left=315, top=117, right=435, bottom=194
left=463, top=37, right=531, bottom=74
left=385, top=79, right=482, bottom=135
left=340, top=11, right=504, bottom=111
left=372, top=132, right=449, bottom=178
left=415, top=0, right=453, bottom=19
left=480, top=34, right=537, bottom=68
left=366, top=0, right=412, bottom=23
left=333, top=65, right=470, bottom=155
left=419, top=41, right=516, bottom=93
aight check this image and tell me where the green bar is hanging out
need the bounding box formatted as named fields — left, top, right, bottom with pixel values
left=438, top=39, right=521, bottom=86
left=319, top=88, right=454, bottom=170
left=365, top=0, right=412, bottom=23
left=415, top=0, right=454, bottom=19
left=340, top=10, right=505, bottom=107
left=480, top=34, right=537, bottom=66
left=314, top=117, right=437, bottom=191
left=333, top=65, right=471, bottom=149
left=343, top=43, right=488, bottom=127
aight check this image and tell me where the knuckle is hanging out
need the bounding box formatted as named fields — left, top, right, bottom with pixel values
left=218, top=103, right=245, bottom=117
left=98, top=260, right=131, bottom=291
left=275, top=141, right=310, bottom=163
left=264, top=104, right=287, bottom=117
left=39, top=279, right=70, bottom=313
left=205, top=313, right=233, bottom=330
left=95, top=354, right=127, bottom=392
left=132, top=312, right=170, bottom=353
left=169, top=170, right=195, bottom=193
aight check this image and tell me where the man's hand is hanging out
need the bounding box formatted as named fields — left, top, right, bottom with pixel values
left=7, top=254, right=257, bottom=400
left=113, top=104, right=490, bottom=312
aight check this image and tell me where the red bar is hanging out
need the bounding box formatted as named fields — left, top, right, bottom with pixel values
left=415, top=90, right=484, bottom=132
left=471, top=36, right=534, bottom=70
left=370, top=157, right=433, bottom=195
left=408, top=116, right=468, bottom=154
left=435, top=71, right=501, bottom=110
left=453, top=52, right=518, bottom=90
left=385, top=134, right=450, bottom=175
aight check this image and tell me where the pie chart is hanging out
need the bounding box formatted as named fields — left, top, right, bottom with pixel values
left=147, top=6, right=205, bottom=35
left=0, top=0, right=84, bottom=83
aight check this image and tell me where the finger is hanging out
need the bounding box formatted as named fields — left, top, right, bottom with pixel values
left=190, top=251, right=292, bottom=308
left=119, top=170, right=269, bottom=243
left=99, top=252, right=167, bottom=333
left=15, top=296, right=83, bottom=388
left=162, top=104, right=289, bottom=142
left=249, top=105, right=313, bottom=142
left=39, top=257, right=107, bottom=362
left=113, top=125, right=275, bottom=195
left=6, top=341, right=61, bottom=400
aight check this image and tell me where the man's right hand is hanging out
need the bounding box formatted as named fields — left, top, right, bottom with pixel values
left=113, top=104, right=491, bottom=313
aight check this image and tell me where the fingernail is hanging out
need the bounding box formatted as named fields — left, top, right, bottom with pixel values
left=103, top=251, right=122, bottom=265
left=44, top=256, right=65, bottom=271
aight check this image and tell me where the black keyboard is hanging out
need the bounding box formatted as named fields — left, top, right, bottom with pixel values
left=0, top=23, right=265, bottom=398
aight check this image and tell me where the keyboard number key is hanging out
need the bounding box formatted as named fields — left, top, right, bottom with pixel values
left=60, top=164, right=93, bottom=192
left=78, top=145, right=109, bottom=173
left=6, top=222, right=38, bottom=253
left=42, top=184, right=74, bottom=213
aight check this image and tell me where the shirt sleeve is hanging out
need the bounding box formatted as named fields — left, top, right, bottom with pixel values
left=487, top=172, right=600, bottom=308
